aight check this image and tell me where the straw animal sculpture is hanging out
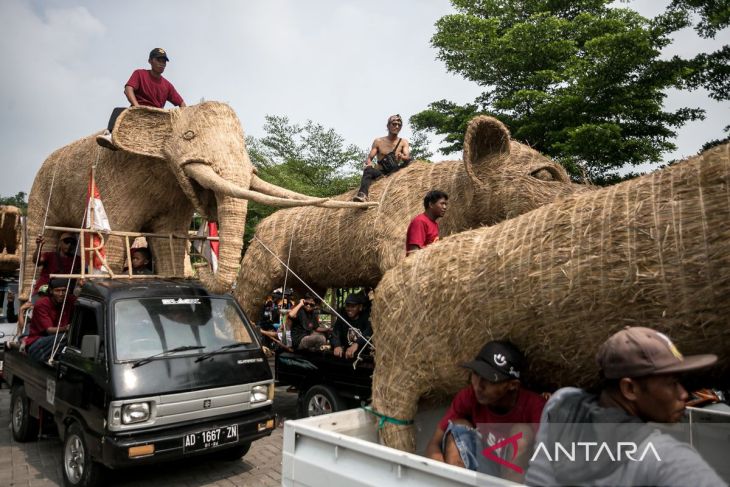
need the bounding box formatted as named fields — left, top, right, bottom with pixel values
left=370, top=142, right=730, bottom=452
left=0, top=205, right=21, bottom=273
left=236, top=116, right=589, bottom=319
left=20, top=102, right=371, bottom=300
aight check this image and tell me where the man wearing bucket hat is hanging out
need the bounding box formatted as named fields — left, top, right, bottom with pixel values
left=98, top=47, right=186, bottom=149
left=525, top=326, right=725, bottom=486
left=25, top=278, right=76, bottom=363
left=331, top=292, right=372, bottom=359
left=426, top=340, right=546, bottom=482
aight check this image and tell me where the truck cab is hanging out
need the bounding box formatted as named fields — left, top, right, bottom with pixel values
left=4, top=278, right=275, bottom=487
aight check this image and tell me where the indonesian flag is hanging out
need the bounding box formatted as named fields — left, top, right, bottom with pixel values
left=194, top=221, right=219, bottom=273
left=85, top=171, right=112, bottom=273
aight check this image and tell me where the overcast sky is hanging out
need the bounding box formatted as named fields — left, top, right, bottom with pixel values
left=0, top=0, right=727, bottom=197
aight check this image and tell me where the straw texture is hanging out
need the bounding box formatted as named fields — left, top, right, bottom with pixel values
left=371, top=143, right=730, bottom=451
left=0, top=205, right=21, bottom=273
left=236, top=116, right=589, bottom=319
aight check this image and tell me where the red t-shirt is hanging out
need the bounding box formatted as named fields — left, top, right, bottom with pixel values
left=34, top=251, right=82, bottom=294
left=405, top=213, right=440, bottom=252
left=126, top=69, right=184, bottom=108
left=26, top=295, right=76, bottom=347
left=438, top=386, right=546, bottom=445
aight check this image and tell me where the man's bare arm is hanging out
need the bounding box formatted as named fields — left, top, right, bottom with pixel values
left=124, top=85, right=140, bottom=107
left=398, top=139, right=411, bottom=161
left=425, top=427, right=446, bottom=462
left=364, top=140, right=378, bottom=167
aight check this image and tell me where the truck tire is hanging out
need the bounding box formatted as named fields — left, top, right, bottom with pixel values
left=217, top=441, right=252, bottom=461
left=300, top=384, right=345, bottom=418
left=11, top=385, right=39, bottom=442
left=62, top=423, right=105, bottom=487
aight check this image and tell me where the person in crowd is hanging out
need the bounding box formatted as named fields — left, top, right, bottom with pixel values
left=331, top=292, right=372, bottom=359
left=426, top=340, right=546, bottom=483
left=352, top=114, right=412, bottom=202
left=25, top=278, right=76, bottom=363
left=406, top=190, right=448, bottom=255
left=33, top=232, right=81, bottom=297
left=288, top=294, right=329, bottom=351
left=97, top=47, right=186, bottom=150
left=130, top=247, right=153, bottom=275
left=525, top=326, right=725, bottom=487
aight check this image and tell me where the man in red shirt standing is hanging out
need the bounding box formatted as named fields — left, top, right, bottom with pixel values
left=26, top=278, right=76, bottom=363
left=33, top=232, right=82, bottom=297
left=405, top=190, right=448, bottom=255
left=425, top=340, right=546, bottom=483
left=97, top=47, right=186, bottom=149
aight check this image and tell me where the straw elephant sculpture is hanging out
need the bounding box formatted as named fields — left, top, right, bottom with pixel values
left=0, top=205, right=21, bottom=273
left=20, top=101, right=372, bottom=300
left=236, top=115, right=590, bottom=319
left=370, top=142, right=730, bottom=452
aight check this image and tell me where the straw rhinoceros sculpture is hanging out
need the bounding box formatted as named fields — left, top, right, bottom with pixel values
left=370, top=142, right=730, bottom=452
left=20, top=102, right=371, bottom=300
left=236, top=116, right=589, bottom=319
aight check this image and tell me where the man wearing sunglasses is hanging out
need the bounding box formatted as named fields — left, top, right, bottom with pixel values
left=288, top=294, right=329, bottom=351
left=353, top=114, right=412, bottom=202
left=32, top=232, right=82, bottom=297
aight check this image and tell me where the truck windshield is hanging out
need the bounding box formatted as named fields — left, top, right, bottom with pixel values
left=113, top=297, right=256, bottom=362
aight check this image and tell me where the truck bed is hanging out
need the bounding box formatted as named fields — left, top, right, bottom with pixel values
left=4, top=347, right=57, bottom=412
left=282, top=408, right=517, bottom=486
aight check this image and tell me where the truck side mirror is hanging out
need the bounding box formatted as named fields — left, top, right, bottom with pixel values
left=81, top=335, right=101, bottom=360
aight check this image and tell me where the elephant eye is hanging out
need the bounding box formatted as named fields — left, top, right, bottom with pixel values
left=531, top=167, right=559, bottom=181
left=183, top=130, right=196, bottom=141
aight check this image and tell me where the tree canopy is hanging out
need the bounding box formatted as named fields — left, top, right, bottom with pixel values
left=412, top=0, right=728, bottom=182
left=0, top=191, right=28, bottom=213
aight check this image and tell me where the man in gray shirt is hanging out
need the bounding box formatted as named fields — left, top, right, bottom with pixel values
left=526, top=326, right=726, bottom=487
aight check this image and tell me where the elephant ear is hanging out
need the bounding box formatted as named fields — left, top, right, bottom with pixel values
left=463, top=115, right=511, bottom=190
left=112, top=106, right=173, bottom=159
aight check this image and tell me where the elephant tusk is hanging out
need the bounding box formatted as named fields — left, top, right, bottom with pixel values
left=251, top=174, right=377, bottom=207
left=184, top=163, right=333, bottom=208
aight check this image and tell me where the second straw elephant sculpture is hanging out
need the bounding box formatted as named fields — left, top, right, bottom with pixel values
left=370, top=142, right=730, bottom=452
left=236, top=116, right=589, bottom=318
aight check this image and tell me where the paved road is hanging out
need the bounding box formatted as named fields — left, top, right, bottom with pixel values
left=0, top=384, right=299, bottom=487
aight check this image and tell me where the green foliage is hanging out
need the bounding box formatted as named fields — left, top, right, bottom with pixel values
left=0, top=192, right=28, bottom=213
left=243, top=116, right=366, bottom=246
left=409, top=128, right=435, bottom=161
left=412, top=0, right=725, bottom=182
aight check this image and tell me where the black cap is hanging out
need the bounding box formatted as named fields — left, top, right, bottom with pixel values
left=149, top=48, right=169, bottom=61
left=345, top=293, right=366, bottom=305
left=461, top=340, right=524, bottom=382
left=48, top=278, right=69, bottom=290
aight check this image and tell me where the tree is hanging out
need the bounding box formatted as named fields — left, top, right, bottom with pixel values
left=243, top=116, right=365, bottom=246
left=0, top=191, right=28, bottom=213
left=412, top=0, right=725, bottom=182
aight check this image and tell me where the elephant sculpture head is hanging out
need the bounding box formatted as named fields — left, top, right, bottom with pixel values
left=21, top=101, right=372, bottom=299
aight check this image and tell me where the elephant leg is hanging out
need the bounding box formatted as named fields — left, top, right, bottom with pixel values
left=371, top=342, right=424, bottom=453
left=235, top=240, right=288, bottom=322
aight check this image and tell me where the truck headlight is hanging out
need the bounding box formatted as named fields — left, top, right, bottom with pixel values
left=250, top=385, right=269, bottom=404
left=122, top=402, right=150, bottom=424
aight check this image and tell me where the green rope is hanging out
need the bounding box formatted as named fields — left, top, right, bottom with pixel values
left=361, top=405, right=414, bottom=430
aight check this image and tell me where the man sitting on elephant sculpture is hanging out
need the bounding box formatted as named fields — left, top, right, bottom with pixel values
left=98, top=47, right=186, bottom=150
left=406, top=190, right=448, bottom=256
left=352, top=114, right=412, bottom=202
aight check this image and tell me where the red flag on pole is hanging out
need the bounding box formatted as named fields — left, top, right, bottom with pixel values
left=194, top=221, right=219, bottom=273
left=85, top=170, right=111, bottom=273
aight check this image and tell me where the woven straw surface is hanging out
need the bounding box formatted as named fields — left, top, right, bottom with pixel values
left=371, top=143, right=730, bottom=451
left=235, top=116, right=590, bottom=318
left=0, top=205, right=21, bottom=273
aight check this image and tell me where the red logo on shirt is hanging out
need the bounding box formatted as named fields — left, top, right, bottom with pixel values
left=482, top=431, right=524, bottom=474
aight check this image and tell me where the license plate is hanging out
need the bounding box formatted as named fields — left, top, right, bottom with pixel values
left=183, top=424, right=238, bottom=452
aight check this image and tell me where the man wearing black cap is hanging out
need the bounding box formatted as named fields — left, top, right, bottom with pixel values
left=426, top=340, right=546, bottom=482
left=330, top=292, right=372, bottom=359
left=25, top=278, right=76, bottom=362
left=97, top=47, right=186, bottom=149
left=525, top=326, right=725, bottom=486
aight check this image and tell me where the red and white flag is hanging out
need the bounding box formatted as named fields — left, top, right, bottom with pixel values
left=194, top=221, right=219, bottom=273
left=85, top=171, right=111, bottom=274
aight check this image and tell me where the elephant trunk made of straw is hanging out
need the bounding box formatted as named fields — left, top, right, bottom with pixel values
left=236, top=115, right=591, bottom=320
left=20, top=101, right=373, bottom=300
left=370, top=143, right=730, bottom=452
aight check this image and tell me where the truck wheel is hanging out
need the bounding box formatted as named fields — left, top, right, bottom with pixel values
left=300, top=385, right=345, bottom=417
left=218, top=441, right=251, bottom=461
left=63, top=423, right=104, bottom=487
left=11, top=385, right=39, bottom=442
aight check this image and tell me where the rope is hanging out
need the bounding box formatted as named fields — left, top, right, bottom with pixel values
left=361, top=405, right=413, bottom=430
left=278, top=233, right=295, bottom=345
left=252, top=235, right=375, bottom=353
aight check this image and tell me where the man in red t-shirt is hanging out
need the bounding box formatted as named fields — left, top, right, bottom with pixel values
left=26, top=278, right=76, bottom=362
left=425, top=340, right=546, bottom=482
left=97, top=47, right=186, bottom=150
left=405, top=190, right=448, bottom=255
left=33, top=232, right=82, bottom=296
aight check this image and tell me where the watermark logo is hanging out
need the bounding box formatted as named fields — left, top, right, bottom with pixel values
left=530, top=441, right=661, bottom=463
left=482, top=431, right=524, bottom=474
